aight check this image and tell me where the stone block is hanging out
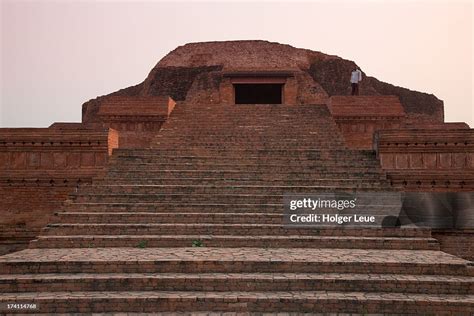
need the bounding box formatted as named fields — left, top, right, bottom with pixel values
left=95, top=153, right=107, bottom=167
left=40, top=152, right=54, bottom=169
left=67, top=153, right=81, bottom=168
left=53, top=152, right=67, bottom=169
left=452, top=153, right=467, bottom=169
left=439, top=153, right=452, bottom=168
left=0, top=152, right=8, bottom=170
left=380, top=154, right=395, bottom=169
left=395, top=154, right=409, bottom=169
left=409, top=153, right=423, bottom=169
left=11, top=152, right=26, bottom=169
left=81, top=153, right=95, bottom=167
left=27, top=152, right=40, bottom=169
left=423, top=153, right=437, bottom=169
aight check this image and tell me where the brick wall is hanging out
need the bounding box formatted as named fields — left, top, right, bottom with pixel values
left=97, top=96, right=175, bottom=148
left=328, top=96, right=406, bottom=149
left=375, top=129, right=474, bottom=191
left=283, top=77, right=297, bottom=105
left=432, top=229, right=474, bottom=261
left=0, top=185, right=75, bottom=254
left=0, top=128, right=118, bottom=254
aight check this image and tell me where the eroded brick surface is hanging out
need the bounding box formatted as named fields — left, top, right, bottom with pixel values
left=1, top=100, right=474, bottom=314
left=1, top=41, right=474, bottom=314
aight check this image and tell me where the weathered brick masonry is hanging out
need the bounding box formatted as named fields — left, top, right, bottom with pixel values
left=0, top=40, right=473, bottom=313
left=0, top=128, right=118, bottom=254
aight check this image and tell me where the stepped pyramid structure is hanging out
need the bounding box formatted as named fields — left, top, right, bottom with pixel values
left=1, top=40, right=473, bottom=314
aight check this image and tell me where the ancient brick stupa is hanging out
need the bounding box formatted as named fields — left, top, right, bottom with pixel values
left=0, top=41, right=473, bottom=314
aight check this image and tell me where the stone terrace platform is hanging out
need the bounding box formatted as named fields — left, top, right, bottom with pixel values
left=1, top=101, right=474, bottom=314
left=1, top=248, right=473, bottom=314
left=1, top=40, right=473, bottom=314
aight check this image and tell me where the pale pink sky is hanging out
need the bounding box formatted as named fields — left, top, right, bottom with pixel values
left=1, top=0, right=473, bottom=127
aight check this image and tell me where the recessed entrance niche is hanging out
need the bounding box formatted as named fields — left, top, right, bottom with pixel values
left=221, top=71, right=295, bottom=105
left=234, top=84, right=283, bottom=104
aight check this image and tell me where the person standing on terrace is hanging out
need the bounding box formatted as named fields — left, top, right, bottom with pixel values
left=350, top=67, right=362, bottom=95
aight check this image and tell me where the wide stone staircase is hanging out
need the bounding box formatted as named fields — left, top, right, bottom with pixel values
left=0, top=103, right=473, bottom=314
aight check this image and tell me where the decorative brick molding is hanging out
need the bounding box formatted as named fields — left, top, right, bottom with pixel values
left=328, top=96, right=406, bottom=149
left=375, top=129, right=474, bottom=190
left=0, top=128, right=118, bottom=173
left=97, top=96, right=176, bottom=148
left=0, top=128, right=118, bottom=254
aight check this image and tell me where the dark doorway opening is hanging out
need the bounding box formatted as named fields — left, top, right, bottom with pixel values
left=234, top=84, right=283, bottom=104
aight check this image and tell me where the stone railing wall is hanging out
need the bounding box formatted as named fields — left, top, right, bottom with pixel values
left=0, top=128, right=118, bottom=254
left=375, top=129, right=474, bottom=191
left=328, top=96, right=406, bottom=149
left=97, top=96, right=175, bottom=148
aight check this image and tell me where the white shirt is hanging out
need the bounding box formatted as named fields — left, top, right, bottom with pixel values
left=350, top=69, right=362, bottom=83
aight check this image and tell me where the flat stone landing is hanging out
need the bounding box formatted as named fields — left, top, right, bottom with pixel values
left=1, top=248, right=473, bottom=314
left=0, top=247, right=471, bottom=265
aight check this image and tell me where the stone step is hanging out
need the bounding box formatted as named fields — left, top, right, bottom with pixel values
left=30, top=235, right=439, bottom=250
left=109, top=151, right=378, bottom=162
left=157, top=118, right=338, bottom=123
left=75, top=184, right=391, bottom=196
left=112, top=153, right=378, bottom=159
left=104, top=169, right=384, bottom=178
left=7, top=290, right=472, bottom=314
left=53, top=211, right=404, bottom=225
left=0, top=248, right=470, bottom=275
left=163, top=119, right=338, bottom=123
left=163, top=115, right=339, bottom=120
left=153, top=134, right=342, bottom=139
left=55, top=212, right=283, bottom=224
left=160, top=115, right=337, bottom=119
left=152, top=146, right=349, bottom=151
left=40, top=224, right=431, bottom=238
left=103, top=170, right=387, bottom=180
left=113, top=148, right=376, bottom=159
left=162, top=114, right=338, bottom=119
left=105, top=166, right=383, bottom=174
left=159, top=128, right=342, bottom=133
left=107, top=160, right=381, bottom=169
left=157, top=119, right=338, bottom=124
left=113, top=148, right=376, bottom=158
left=152, top=142, right=342, bottom=146
left=1, top=272, right=471, bottom=295
left=152, top=139, right=342, bottom=144
left=109, top=156, right=379, bottom=165
left=157, top=127, right=340, bottom=131
left=170, top=112, right=334, bottom=117
left=160, top=122, right=339, bottom=126
left=161, top=116, right=338, bottom=120
left=114, top=148, right=376, bottom=154
left=167, top=117, right=337, bottom=122
left=52, top=207, right=431, bottom=236
left=70, top=192, right=392, bottom=203
left=157, top=125, right=341, bottom=130
left=152, top=139, right=343, bottom=144
left=92, top=177, right=387, bottom=186
left=152, top=135, right=342, bottom=140
left=172, top=104, right=331, bottom=111
left=151, top=136, right=340, bottom=140
left=63, top=202, right=286, bottom=213
left=161, top=129, right=342, bottom=133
